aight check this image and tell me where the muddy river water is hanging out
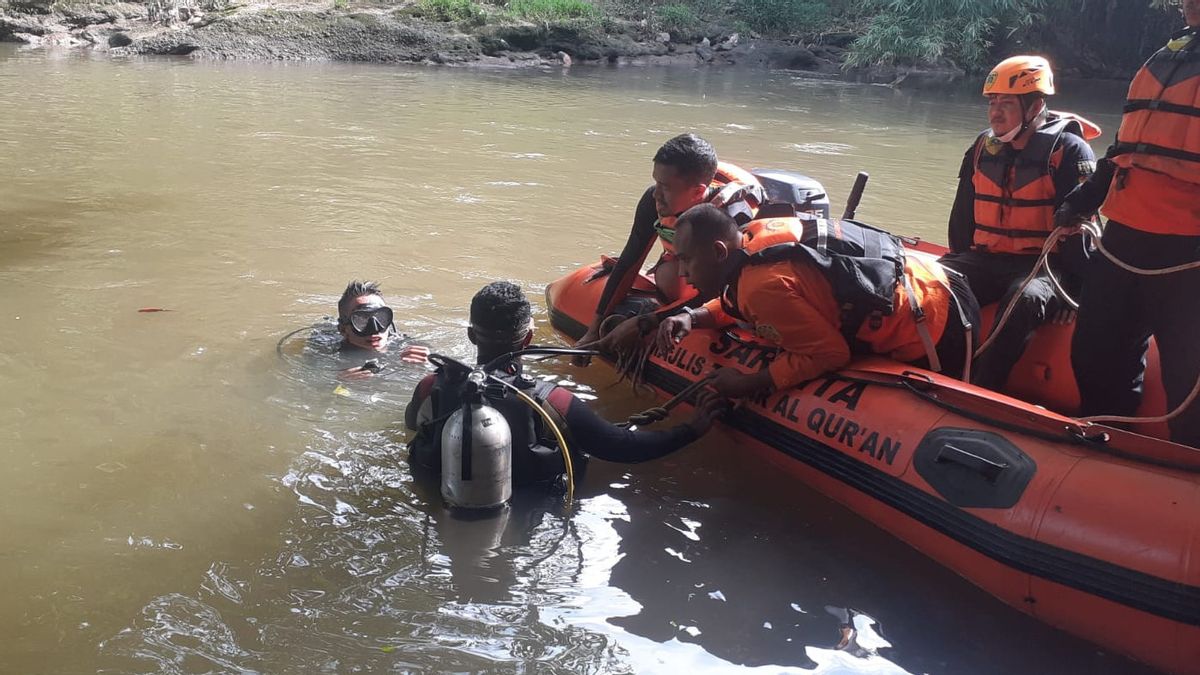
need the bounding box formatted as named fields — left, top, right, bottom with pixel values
left=0, top=45, right=1155, bottom=673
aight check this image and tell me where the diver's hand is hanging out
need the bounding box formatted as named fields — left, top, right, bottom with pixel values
left=707, top=367, right=773, bottom=399
left=655, top=313, right=693, bottom=354
left=573, top=325, right=602, bottom=366
left=685, top=389, right=730, bottom=435
left=338, top=366, right=376, bottom=381
left=398, top=344, right=430, bottom=364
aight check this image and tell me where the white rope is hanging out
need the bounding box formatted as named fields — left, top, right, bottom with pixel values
left=972, top=221, right=1200, bottom=427
left=1074, top=221, right=1200, bottom=426
left=973, top=226, right=1078, bottom=359
left=1082, top=220, right=1200, bottom=276
left=1081, top=371, right=1200, bottom=426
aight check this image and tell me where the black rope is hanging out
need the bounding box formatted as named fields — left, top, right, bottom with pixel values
left=619, top=373, right=715, bottom=428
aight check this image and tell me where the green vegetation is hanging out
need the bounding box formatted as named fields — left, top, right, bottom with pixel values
left=845, top=0, right=1040, bottom=71
left=846, top=0, right=1181, bottom=72
left=732, top=0, right=828, bottom=36
left=506, top=0, right=599, bottom=21
left=654, top=3, right=698, bottom=34
left=418, top=0, right=483, bottom=21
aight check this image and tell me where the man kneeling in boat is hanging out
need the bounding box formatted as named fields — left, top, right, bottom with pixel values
left=654, top=205, right=980, bottom=399
left=573, top=133, right=763, bottom=365
left=405, top=281, right=726, bottom=488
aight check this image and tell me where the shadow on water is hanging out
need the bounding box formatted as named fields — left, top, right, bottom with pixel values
left=0, top=193, right=178, bottom=268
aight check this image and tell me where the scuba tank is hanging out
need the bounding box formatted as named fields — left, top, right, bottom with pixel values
left=440, top=370, right=513, bottom=510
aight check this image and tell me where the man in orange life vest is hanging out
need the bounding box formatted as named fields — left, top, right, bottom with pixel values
left=573, top=133, right=762, bottom=365
left=939, top=56, right=1099, bottom=391
left=1056, top=0, right=1200, bottom=447
left=654, top=205, right=980, bottom=399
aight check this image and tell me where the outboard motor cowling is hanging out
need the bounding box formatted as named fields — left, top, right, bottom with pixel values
left=440, top=372, right=513, bottom=510
left=753, top=169, right=832, bottom=218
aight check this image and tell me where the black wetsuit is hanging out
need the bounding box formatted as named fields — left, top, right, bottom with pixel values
left=404, top=362, right=700, bottom=487
left=594, top=186, right=667, bottom=318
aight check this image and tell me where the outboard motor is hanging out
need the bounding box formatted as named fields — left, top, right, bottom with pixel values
left=752, top=169, right=832, bottom=218
left=441, top=370, right=513, bottom=510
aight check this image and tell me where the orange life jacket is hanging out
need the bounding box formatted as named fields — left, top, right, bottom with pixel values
left=971, top=112, right=1100, bottom=254
left=1102, top=29, right=1200, bottom=235
left=720, top=216, right=952, bottom=366
left=656, top=161, right=763, bottom=254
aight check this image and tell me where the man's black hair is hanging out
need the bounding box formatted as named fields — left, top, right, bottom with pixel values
left=653, top=133, right=719, bottom=185
left=470, top=281, right=532, bottom=344
left=338, top=280, right=383, bottom=319
left=676, top=203, right=739, bottom=245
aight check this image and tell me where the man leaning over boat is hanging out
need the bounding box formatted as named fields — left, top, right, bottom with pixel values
left=648, top=204, right=980, bottom=399
left=573, top=133, right=763, bottom=364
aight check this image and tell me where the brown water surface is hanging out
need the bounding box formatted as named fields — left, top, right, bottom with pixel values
left=0, top=45, right=1149, bottom=674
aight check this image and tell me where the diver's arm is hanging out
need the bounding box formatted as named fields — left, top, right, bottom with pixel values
left=405, top=374, right=436, bottom=430
left=590, top=186, right=660, bottom=324
left=544, top=388, right=702, bottom=463
left=947, top=144, right=978, bottom=253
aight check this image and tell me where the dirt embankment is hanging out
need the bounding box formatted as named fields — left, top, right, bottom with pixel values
left=0, top=1, right=965, bottom=85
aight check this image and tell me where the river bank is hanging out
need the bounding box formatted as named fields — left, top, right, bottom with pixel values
left=0, top=0, right=964, bottom=84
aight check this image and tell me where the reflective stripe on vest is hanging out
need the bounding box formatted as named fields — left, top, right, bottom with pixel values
left=971, top=115, right=1084, bottom=253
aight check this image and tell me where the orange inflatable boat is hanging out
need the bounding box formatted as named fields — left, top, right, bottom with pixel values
left=546, top=236, right=1200, bottom=674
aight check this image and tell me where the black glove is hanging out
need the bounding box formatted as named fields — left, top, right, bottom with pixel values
left=1054, top=195, right=1085, bottom=228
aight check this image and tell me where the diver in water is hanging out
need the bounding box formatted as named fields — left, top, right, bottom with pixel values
left=405, top=281, right=726, bottom=489
left=334, top=280, right=429, bottom=379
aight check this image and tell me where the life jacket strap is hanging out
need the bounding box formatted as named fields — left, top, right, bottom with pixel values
left=1123, top=99, right=1200, bottom=118
left=1112, top=141, right=1200, bottom=165
left=900, top=271, right=941, bottom=373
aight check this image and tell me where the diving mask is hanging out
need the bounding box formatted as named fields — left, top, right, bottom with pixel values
left=341, top=305, right=394, bottom=337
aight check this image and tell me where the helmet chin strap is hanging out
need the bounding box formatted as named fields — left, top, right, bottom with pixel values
left=997, top=97, right=1047, bottom=144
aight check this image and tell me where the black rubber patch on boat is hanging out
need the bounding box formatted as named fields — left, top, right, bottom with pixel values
left=913, top=428, right=1037, bottom=509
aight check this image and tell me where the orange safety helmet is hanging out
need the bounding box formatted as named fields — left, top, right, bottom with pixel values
left=982, top=56, right=1056, bottom=96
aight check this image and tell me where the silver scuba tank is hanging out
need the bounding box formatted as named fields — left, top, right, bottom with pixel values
left=440, top=372, right=513, bottom=510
